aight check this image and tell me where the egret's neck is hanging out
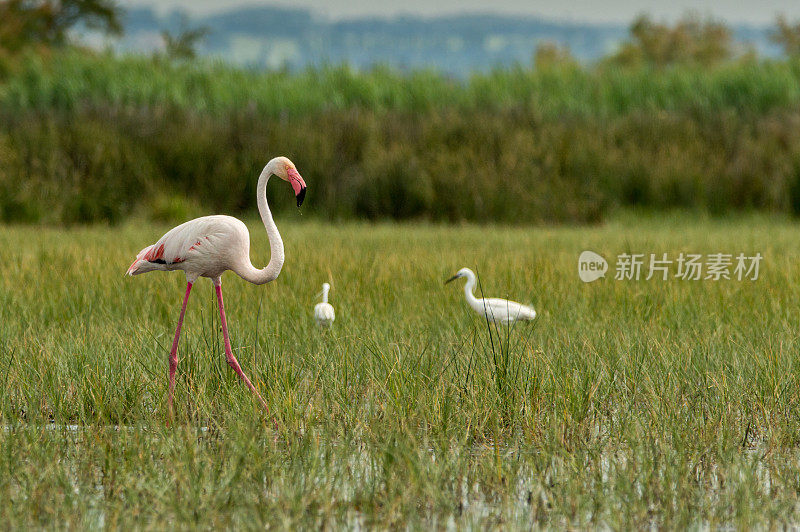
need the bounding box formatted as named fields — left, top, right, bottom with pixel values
left=236, top=166, right=284, bottom=285
left=322, top=285, right=330, bottom=303
left=463, top=271, right=482, bottom=310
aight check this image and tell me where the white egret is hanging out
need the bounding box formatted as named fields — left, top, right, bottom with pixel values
left=314, top=282, right=335, bottom=327
left=445, top=267, right=536, bottom=323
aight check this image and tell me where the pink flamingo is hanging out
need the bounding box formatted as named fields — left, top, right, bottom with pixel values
left=127, top=156, right=306, bottom=418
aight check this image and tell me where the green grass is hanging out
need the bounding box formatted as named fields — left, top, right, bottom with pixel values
left=5, top=53, right=800, bottom=225
left=1, top=214, right=799, bottom=527
left=4, top=51, right=800, bottom=117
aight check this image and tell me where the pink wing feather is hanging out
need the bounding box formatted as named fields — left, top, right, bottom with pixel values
left=126, top=216, right=238, bottom=276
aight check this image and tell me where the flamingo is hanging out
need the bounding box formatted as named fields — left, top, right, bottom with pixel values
left=126, top=156, right=307, bottom=418
left=445, top=268, right=537, bottom=323
left=313, top=282, right=335, bottom=327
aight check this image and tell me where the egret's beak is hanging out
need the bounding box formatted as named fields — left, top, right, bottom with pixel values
left=444, top=274, right=459, bottom=285
left=287, top=167, right=307, bottom=207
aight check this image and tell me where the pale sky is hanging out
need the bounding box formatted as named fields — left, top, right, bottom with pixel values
left=119, top=0, right=800, bottom=25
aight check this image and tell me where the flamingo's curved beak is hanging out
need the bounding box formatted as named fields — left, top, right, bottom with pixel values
left=287, top=167, right=307, bottom=207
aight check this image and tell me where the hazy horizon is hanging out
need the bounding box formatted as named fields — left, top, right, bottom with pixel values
left=119, top=0, right=800, bottom=26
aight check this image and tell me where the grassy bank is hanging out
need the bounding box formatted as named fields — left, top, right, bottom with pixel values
left=3, top=53, right=800, bottom=225
left=1, top=216, right=799, bottom=527
left=4, top=52, right=800, bottom=117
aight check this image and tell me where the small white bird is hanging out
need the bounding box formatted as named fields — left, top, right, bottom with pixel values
left=314, top=282, right=335, bottom=327
left=445, top=267, right=537, bottom=324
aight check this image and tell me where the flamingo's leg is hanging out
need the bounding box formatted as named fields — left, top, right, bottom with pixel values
left=168, top=281, right=193, bottom=420
left=214, top=280, right=271, bottom=414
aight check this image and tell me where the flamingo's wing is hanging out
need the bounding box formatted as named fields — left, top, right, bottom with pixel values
left=126, top=242, right=167, bottom=275
left=126, top=216, right=237, bottom=275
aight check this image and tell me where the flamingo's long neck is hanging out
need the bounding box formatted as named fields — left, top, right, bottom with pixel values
left=237, top=164, right=284, bottom=285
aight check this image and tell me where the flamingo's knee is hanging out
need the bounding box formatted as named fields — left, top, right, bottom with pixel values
left=225, top=355, right=240, bottom=371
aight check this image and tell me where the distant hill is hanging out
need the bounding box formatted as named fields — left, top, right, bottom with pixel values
left=104, top=5, right=780, bottom=75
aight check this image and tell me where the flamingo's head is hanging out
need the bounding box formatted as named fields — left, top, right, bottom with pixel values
left=270, top=156, right=307, bottom=207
